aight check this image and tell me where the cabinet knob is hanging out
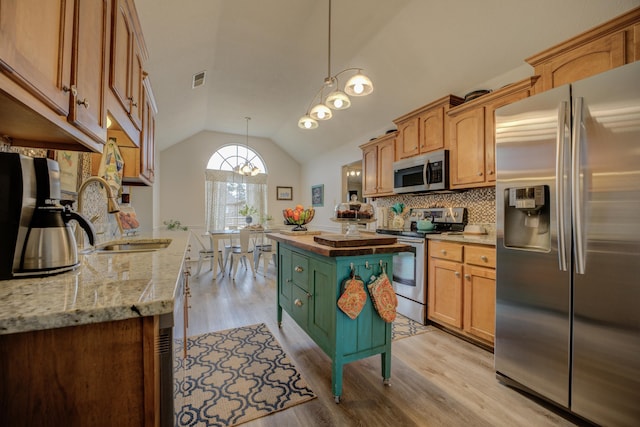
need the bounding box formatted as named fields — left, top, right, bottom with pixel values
left=77, top=98, right=90, bottom=109
left=480, top=255, right=488, bottom=262
left=455, top=271, right=460, bottom=277
left=63, top=85, right=77, bottom=96
left=128, top=96, right=138, bottom=108
left=488, top=170, right=494, bottom=175
left=477, top=171, right=483, bottom=176
left=464, top=274, right=471, bottom=280
left=295, top=266, right=304, bottom=273
left=294, top=299, right=303, bottom=307
left=441, top=249, right=447, bottom=255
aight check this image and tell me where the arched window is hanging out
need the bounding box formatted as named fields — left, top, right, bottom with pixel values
left=207, top=144, right=266, bottom=173
left=204, top=145, right=268, bottom=231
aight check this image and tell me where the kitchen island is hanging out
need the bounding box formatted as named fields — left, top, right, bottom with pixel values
left=0, top=231, right=189, bottom=427
left=267, top=232, right=413, bottom=403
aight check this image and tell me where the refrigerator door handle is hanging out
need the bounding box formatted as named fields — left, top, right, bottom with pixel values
left=556, top=101, right=568, bottom=272
left=572, top=97, right=586, bottom=275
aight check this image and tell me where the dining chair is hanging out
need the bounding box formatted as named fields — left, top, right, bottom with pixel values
left=229, top=228, right=256, bottom=279
left=192, top=231, right=223, bottom=276
left=253, top=234, right=276, bottom=276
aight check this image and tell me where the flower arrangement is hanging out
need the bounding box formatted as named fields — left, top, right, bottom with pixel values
left=163, top=219, right=188, bottom=230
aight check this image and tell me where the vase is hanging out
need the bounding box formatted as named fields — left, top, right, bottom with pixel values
left=392, top=216, right=404, bottom=229
left=245, top=216, right=252, bottom=224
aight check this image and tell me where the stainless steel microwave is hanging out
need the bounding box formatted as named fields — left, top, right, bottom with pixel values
left=393, top=150, right=449, bottom=193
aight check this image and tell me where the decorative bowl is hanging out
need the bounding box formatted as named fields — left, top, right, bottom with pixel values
left=283, top=207, right=315, bottom=231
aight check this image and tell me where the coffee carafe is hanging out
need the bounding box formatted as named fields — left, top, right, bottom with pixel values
left=0, top=153, right=96, bottom=279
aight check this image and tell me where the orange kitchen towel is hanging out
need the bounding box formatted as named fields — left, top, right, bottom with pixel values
left=367, top=272, right=397, bottom=323
left=337, top=276, right=367, bottom=320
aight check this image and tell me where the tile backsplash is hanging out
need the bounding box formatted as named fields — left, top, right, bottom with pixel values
left=371, top=187, right=496, bottom=225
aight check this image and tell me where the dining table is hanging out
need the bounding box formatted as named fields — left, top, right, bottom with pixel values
left=204, top=227, right=278, bottom=279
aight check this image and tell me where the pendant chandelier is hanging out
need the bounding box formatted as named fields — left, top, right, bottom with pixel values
left=234, top=117, right=260, bottom=176
left=297, top=0, right=374, bottom=130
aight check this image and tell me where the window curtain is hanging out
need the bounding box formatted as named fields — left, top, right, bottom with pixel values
left=205, top=169, right=267, bottom=231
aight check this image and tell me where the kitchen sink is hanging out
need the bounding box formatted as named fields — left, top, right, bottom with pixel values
left=93, top=238, right=172, bottom=253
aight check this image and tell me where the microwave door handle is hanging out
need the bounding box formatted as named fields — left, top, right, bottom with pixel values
left=425, top=161, right=432, bottom=184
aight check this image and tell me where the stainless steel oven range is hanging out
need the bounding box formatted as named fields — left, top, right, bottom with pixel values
left=376, top=207, right=467, bottom=324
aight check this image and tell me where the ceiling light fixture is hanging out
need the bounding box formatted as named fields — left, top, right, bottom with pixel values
left=297, top=0, right=373, bottom=130
left=234, top=117, right=260, bottom=176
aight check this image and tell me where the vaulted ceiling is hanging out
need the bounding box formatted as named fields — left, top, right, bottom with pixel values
left=135, top=0, right=638, bottom=163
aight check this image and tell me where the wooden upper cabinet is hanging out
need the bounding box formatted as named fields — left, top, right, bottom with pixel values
left=448, top=77, right=538, bottom=189
left=527, top=6, right=640, bottom=93
left=361, top=132, right=396, bottom=197
left=449, top=107, right=486, bottom=187
left=109, top=0, right=147, bottom=146
left=393, top=95, right=464, bottom=160
left=0, top=0, right=74, bottom=116
left=68, top=0, right=108, bottom=144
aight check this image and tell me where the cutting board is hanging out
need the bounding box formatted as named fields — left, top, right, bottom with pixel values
left=314, top=234, right=397, bottom=247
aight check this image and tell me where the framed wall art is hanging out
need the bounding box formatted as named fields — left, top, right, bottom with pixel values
left=311, top=184, right=324, bottom=207
left=276, top=186, right=293, bottom=200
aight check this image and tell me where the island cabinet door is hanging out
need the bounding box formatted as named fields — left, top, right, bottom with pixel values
left=306, top=258, right=336, bottom=354
left=278, top=246, right=293, bottom=312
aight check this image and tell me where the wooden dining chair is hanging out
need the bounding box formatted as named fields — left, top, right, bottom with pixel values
left=229, top=228, right=256, bottom=279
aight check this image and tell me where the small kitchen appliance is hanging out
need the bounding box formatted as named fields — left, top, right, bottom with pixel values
left=0, top=152, right=95, bottom=280
left=376, top=207, right=467, bottom=323
left=393, top=150, right=449, bottom=194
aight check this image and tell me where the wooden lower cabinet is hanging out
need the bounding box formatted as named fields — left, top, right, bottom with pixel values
left=277, top=243, right=394, bottom=402
left=0, top=317, right=161, bottom=426
left=428, top=240, right=496, bottom=347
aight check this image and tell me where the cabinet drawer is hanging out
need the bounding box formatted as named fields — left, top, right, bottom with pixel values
left=429, top=241, right=463, bottom=262
left=464, top=245, right=496, bottom=268
left=290, top=285, right=310, bottom=329
left=291, top=252, right=309, bottom=291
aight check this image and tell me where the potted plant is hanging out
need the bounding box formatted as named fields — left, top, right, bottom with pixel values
left=239, top=204, right=258, bottom=224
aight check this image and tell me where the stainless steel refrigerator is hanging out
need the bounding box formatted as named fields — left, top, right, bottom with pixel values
left=494, top=61, right=640, bottom=427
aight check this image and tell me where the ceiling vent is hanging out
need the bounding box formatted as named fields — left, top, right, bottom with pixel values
left=192, top=71, right=206, bottom=89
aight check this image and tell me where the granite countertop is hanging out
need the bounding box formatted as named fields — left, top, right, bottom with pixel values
left=0, top=231, right=190, bottom=336
left=267, top=232, right=414, bottom=256
left=426, top=232, right=496, bottom=246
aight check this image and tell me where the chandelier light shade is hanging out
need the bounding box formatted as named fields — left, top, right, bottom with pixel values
left=345, top=71, right=374, bottom=96
left=310, top=102, right=332, bottom=120
left=326, top=88, right=351, bottom=110
left=236, top=117, right=260, bottom=176
left=297, top=0, right=373, bottom=130
left=298, top=115, right=319, bottom=129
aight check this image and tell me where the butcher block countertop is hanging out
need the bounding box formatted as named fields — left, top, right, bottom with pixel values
left=0, top=231, right=189, bottom=336
left=267, top=231, right=414, bottom=256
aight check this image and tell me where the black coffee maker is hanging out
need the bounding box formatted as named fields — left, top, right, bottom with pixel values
left=0, top=152, right=96, bottom=280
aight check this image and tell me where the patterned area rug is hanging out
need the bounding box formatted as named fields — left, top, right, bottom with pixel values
left=174, top=323, right=316, bottom=426
left=392, top=314, right=434, bottom=341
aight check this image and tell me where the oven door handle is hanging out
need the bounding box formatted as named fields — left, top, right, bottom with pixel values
left=396, top=237, right=425, bottom=245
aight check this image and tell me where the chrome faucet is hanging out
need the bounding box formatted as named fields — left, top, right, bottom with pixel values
left=76, top=176, right=121, bottom=247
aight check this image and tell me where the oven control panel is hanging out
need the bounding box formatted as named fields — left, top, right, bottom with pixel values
left=405, top=207, right=466, bottom=230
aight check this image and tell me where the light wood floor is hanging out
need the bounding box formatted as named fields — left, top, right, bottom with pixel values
left=185, top=261, right=587, bottom=427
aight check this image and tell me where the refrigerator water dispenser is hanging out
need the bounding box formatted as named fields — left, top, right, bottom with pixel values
left=503, top=185, right=550, bottom=251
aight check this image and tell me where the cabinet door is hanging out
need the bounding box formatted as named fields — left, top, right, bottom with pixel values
left=377, top=137, right=395, bottom=195
left=463, top=265, right=496, bottom=344
left=110, top=0, right=134, bottom=116
left=0, top=0, right=74, bottom=115
left=420, top=106, right=444, bottom=153
left=290, top=284, right=309, bottom=330
left=68, top=0, right=108, bottom=143
left=291, top=251, right=309, bottom=291
left=278, top=247, right=293, bottom=311
left=395, top=117, right=419, bottom=159
left=362, top=143, right=378, bottom=196
left=539, top=32, right=626, bottom=92
left=141, top=84, right=155, bottom=182
left=484, top=90, right=530, bottom=183
left=450, top=107, right=486, bottom=187
left=307, top=258, right=334, bottom=352
left=428, top=258, right=463, bottom=328
left=129, top=40, right=143, bottom=130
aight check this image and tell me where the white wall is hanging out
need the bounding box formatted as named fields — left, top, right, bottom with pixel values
left=158, top=130, right=300, bottom=229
